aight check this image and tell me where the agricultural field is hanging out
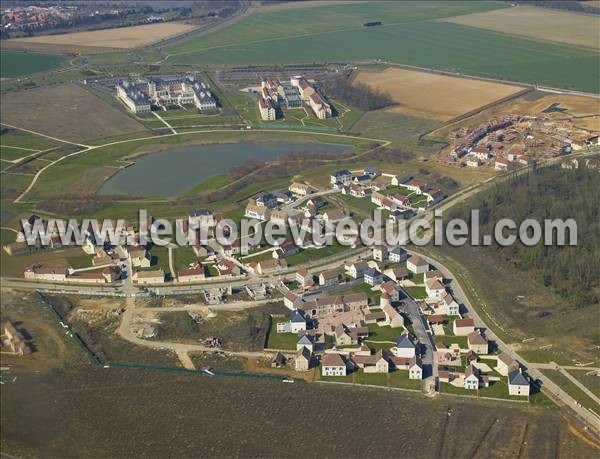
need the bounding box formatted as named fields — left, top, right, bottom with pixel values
left=164, top=1, right=599, bottom=92
left=0, top=83, right=148, bottom=143
left=4, top=22, right=199, bottom=54
left=0, top=50, right=63, bottom=78
left=351, top=68, right=526, bottom=121
left=440, top=5, right=600, bottom=50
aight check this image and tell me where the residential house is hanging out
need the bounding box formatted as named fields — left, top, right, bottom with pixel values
left=440, top=293, right=460, bottom=316
left=372, top=245, right=388, bottom=261
left=467, top=331, right=488, bottom=355
left=370, top=191, right=386, bottom=207
left=363, top=166, right=380, bottom=177
left=297, top=334, right=314, bottom=353
left=407, top=255, right=428, bottom=274
left=463, top=364, right=480, bottom=390
left=270, top=210, right=289, bottom=225
left=384, top=267, right=409, bottom=283
left=335, top=324, right=353, bottom=346
left=380, top=281, right=400, bottom=302
left=409, top=356, right=423, bottom=380
left=321, top=353, right=347, bottom=376
left=283, top=291, right=302, bottom=310
left=24, top=265, right=67, bottom=282
left=188, top=209, right=213, bottom=228
left=177, top=264, right=205, bottom=283
left=494, top=157, right=511, bottom=171
left=289, top=182, right=311, bottom=196
left=388, top=209, right=415, bottom=222
left=134, top=269, right=165, bottom=284
left=255, top=259, right=287, bottom=275
left=295, top=267, right=315, bottom=290
left=352, top=350, right=389, bottom=374
left=391, top=334, right=416, bottom=358
left=364, top=267, right=382, bottom=286
left=345, top=261, right=369, bottom=279
left=508, top=370, right=530, bottom=396
left=319, top=269, right=339, bottom=287
left=425, top=278, right=446, bottom=299
left=453, top=318, right=475, bottom=336
left=128, top=247, right=150, bottom=267
left=271, top=352, right=287, bottom=368
left=382, top=304, right=404, bottom=328
left=388, top=246, right=408, bottom=263
left=295, top=346, right=312, bottom=371
left=245, top=203, right=271, bottom=220
left=330, top=170, right=352, bottom=187
left=496, top=352, right=519, bottom=376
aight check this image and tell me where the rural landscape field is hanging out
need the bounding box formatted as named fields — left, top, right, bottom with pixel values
left=1, top=0, right=599, bottom=457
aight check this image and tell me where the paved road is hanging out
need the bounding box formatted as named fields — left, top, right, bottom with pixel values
left=413, top=250, right=600, bottom=434
left=398, top=287, right=435, bottom=377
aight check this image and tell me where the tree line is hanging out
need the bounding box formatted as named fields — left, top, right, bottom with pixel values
left=322, top=73, right=394, bottom=112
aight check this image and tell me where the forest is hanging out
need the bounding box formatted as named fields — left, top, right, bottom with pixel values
left=448, top=162, right=600, bottom=307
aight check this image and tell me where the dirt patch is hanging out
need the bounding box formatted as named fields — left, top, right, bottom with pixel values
left=4, top=22, right=198, bottom=53
left=441, top=5, right=600, bottom=50
left=428, top=91, right=600, bottom=141
left=352, top=68, right=524, bottom=121
left=0, top=83, right=147, bottom=142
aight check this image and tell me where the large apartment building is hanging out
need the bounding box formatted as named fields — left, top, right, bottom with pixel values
left=290, top=75, right=332, bottom=120
left=257, top=75, right=331, bottom=121
left=116, top=74, right=217, bottom=114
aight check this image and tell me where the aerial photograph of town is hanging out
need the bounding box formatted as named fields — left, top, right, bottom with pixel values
left=0, top=0, right=598, bottom=457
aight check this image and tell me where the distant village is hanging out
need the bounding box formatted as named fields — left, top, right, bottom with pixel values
left=441, top=114, right=599, bottom=171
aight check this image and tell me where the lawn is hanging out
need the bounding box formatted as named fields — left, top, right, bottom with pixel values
left=172, top=247, right=202, bottom=270
left=285, top=240, right=352, bottom=266
left=266, top=316, right=297, bottom=351
left=180, top=173, right=232, bottom=198
left=66, top=254, right=94, bottom=269
left=440, top=380, right=526, bottom=401
left=540, top=369, right=599, bottom=414
left=435, top=334, right=468, bottom=349
left=568, top=370, right=600, bottom=399
left=1, top=50, right=63, bottom=78
left=165, top=2, right=599, bottom=92
left=405, top=286, right=426, bottom=300
left=366, top=323, right=403, bottom=343
left=388, top=370, right=422, bottom=390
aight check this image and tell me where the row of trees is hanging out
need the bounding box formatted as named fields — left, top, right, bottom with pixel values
left=322, top=73, right=394, bottom=112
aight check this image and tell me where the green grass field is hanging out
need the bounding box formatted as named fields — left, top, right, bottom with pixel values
left=1, top=50, right=63, bottom=78
left=165, top=2, right=599, bottom=92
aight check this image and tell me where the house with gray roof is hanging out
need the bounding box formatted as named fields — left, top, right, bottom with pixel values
left=508, top=369, right=530, bottom=396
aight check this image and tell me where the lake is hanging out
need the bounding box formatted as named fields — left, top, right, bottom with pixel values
left=98, top=141, right=350, bottom=197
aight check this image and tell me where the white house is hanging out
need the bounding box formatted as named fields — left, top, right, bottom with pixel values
left=372, top=245, right=388, bottom=262
left=425, top=278, right=446, bottom=299
left=508, top=369, right=530, bottom=396
left=453, top=318, right=475, bottom=336
left=407, top=255, right=428, bottom=274
left=496, top=352, right=518, bottom=376
left=391, top=334, right=416, bottom=358
left=463, top=364, right=480, bottom=390
left=409, top=356, right=423, bottom=380
left=330, top=170, right=352, bottom=187
left=322, top=353, right=347, bottom=376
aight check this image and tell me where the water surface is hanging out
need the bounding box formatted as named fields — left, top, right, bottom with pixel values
left=99, top=141, right=349, bottom=197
